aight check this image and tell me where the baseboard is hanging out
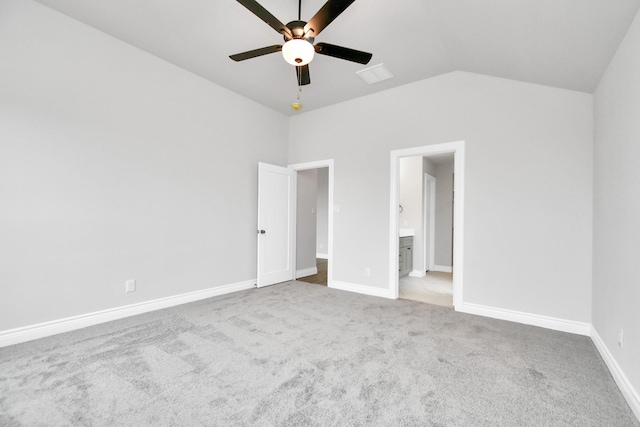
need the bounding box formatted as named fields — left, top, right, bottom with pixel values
left=330, top=281, right=394, bottom=299
left=409, top=270, right=426, bottom=278
left=456, top=302, right=592, bottom=336
left=316, top=253, right=329, bottom=259
left=0, top=279, right=256, bottom=348
left=591, top=328, right=640, bottom=421
left=434, top=265, right=453, bottom=273
left=296, top=267, right=318, bottom=278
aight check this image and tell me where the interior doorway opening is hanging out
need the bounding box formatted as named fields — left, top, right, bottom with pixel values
left=294, top=167, right=329, bottom=286
left=389, top=142, right=465, bottom=309
left=289, top=160, right=334, bottom=288
left=397, top=154, right=454, bottom=307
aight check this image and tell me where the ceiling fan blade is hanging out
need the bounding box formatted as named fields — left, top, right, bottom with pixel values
left=315, top=42, right=372, bottom=64
left=296, top=65, right=311, bottom=86
left=229, top=45, right=282, bottom=61
left=304, top=0, right=356, bottom=37
left=236, top=0, right=292, bottom=37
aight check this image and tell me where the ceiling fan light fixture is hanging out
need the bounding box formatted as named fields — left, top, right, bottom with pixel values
left=282, top=39, right=315, bottom=66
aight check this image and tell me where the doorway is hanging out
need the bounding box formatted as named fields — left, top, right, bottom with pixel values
left=289, top=160, right=334, bottom=288
left=294, top=167, right=329, bottom=286
left=389, top=142, right=465, bottom=309
left=397, top=154, right=454, bottom=307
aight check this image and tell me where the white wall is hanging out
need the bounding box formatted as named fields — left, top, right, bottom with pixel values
left=423, top=157, right=436, bottom=270
left=593, top=7, right=640, bottom=408
left=399, top=156, right=424, bottom=273
left=296, top=169, right=318, bottom=272
left=289, top=71, right=593, bottom=323
left=0, top=0, right=288, bottom=331
left=434, top=159, right=454, bottom=267
left=316, top=168, right=329, bottom=258
left=423, top=158, right=435, bottom=177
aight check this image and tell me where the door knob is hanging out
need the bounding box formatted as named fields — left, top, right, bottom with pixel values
left=258, top=230, right=266, bottom=234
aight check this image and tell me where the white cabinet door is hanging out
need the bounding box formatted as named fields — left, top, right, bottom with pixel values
left=257, top=162, right=295, bottom=287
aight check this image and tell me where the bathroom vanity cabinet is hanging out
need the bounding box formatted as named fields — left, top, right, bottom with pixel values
left=399, top=236, right=413, bottom=278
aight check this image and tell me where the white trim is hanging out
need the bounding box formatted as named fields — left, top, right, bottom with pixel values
left=296, top=267, right=318, bottom=278
left=289, top=160, right=334, bottom=289
left=390, top=141, right=465, bottom=307
left=330, top=281, right=394, bottom=299
left=434, top=265, right=453, bottom=273
left=316, top=253, right=329, bottom=259
left=409, top=270, right=426, bottom=278
left=591, top=328, right=640, bottom=421
left=0, top=280, right=256, bottom=348
left=457, top=302, right=591, bottom=336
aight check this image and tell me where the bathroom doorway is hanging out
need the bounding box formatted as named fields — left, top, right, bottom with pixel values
left=397, top=154, right=454, bottom=307
left=389, top=141, right=465, bottom=309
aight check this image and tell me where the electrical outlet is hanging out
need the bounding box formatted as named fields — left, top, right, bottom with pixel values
left=365, top=267, right=371, bottom=277
left=618, top=329, right=624, bottom=348
left=126, top=279, right=136, bottom=293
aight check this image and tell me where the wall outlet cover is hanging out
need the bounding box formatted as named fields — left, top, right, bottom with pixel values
left=126, top=280, right=136, bottom=293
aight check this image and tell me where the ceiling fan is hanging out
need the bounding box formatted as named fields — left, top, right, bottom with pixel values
left=229, top=0, right=373, bottom=86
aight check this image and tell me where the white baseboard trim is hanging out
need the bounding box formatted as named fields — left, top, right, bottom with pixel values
left=0, top=279, right=256, bottom=348
left=330, top=281, right=394, bottom=299
left=434, top=265, right=453, bottom=273
left=591, top=328, right=640, bottom=421
left=296, top=267, right=318, bottom=279
left=409, top=270, right=426, bottom=278
left=456, top=302, right=592, bottom=336
left=316, top=253, right=329, bottom=259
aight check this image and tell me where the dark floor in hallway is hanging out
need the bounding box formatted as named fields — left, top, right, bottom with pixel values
left=298, top=258, right=327, bottom=286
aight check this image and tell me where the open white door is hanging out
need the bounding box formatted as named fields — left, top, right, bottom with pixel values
left=257, top=162, right=296, bottom=287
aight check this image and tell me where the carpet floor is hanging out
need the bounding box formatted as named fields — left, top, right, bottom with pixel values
left=1, top=281, right=637, bottom=426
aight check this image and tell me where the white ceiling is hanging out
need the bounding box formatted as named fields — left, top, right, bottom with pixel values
left=34, top=0, right=640, bottom=116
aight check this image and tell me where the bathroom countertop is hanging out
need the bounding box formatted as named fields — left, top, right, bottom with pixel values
left=399, top=228, right=415, bottom=237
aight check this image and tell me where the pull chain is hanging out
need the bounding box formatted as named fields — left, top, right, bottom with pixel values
left=292, top=68, right=303, bottom=111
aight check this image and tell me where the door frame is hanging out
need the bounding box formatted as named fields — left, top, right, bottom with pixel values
left=389, top=141, right=465, bottom=308
left=423, top=173, right=436, bottom=272
left=288, top=159, right=334, bottom=288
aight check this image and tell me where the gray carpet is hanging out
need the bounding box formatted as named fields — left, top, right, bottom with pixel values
left=1, top=281, right=637, bottom=426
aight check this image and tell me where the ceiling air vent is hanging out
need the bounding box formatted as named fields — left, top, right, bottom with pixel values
left=356, top=63, right=394, bottom=85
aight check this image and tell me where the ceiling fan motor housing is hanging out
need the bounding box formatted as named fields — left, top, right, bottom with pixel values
left=285, top=21, right=313, bottom=42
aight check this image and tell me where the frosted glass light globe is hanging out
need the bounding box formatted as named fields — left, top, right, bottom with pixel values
left=282, top=39, right=315, bottom=66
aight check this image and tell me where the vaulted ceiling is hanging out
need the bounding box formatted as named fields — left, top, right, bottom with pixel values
left=34, top=0, right=640, bottom=115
